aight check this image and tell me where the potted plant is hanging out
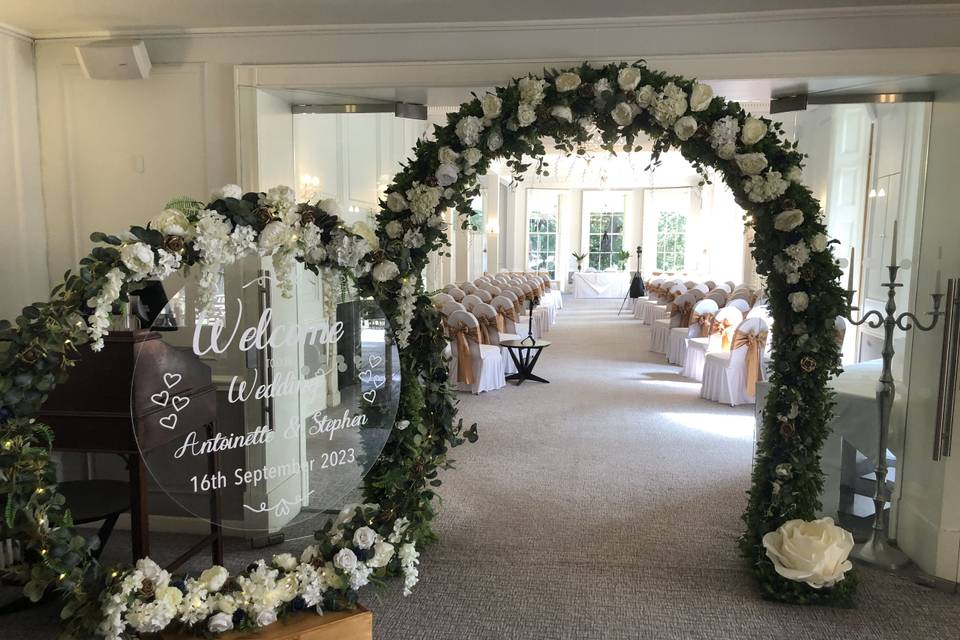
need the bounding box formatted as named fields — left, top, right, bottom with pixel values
left=615, top=249, right=631, bottom=271
left=572, top=251, right=586, bottom=272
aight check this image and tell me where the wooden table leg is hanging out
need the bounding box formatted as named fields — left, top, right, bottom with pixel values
left=206, top=422, right=224, bottom=565
left=127, top=454, right=150, bottom=561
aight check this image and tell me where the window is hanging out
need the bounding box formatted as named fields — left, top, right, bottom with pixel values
left=655, top=211, right=687, bottom=271
left=468, top=192, right=484, bottom=232
left=584, top=191, right=626, bottom=271
left=526, top=190, right=560, bottom=278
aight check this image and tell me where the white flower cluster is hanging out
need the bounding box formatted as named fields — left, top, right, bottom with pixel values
left=709, top=116, right=740, bottom=160
left=406, top=182, right=443, bottom=223
left=193, top=207, right=258, bottom=311
left=86, top=268, right=125, bottom=351
left=650, top=82, right=689, bottom=128
left=394, top=275, right=418, bottom=348
left=743, top=170, right=789, bottom=203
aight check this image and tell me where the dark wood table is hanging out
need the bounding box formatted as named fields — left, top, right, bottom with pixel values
left=501, top=338, right=551, bottom=385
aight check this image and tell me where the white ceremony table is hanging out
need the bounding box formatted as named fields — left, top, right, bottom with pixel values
left=572, top=271, right=631, bottom=299
left=754, top=359, right=900, bottom=519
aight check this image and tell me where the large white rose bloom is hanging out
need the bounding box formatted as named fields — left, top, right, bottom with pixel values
left=120, top=242, right=155, bottom=279
left=810, top=232, right=828, bottom=252
left=199, top=565, right=229, bottom=592
left=386, top=191, right=408, bottom=213
left=462, top=147, right=483, bottom=166
left=320, top=198, right=343, bottom=217
left=762, top=517, right=854, bottom=588
left=617, top=67, right=642, bottom=91
left=554, top=72, right=581, bottom=92
left=689, top=82, right=714, bottom=111
left=481, top=93, right=502, bottom=120
left=212, top=183, right=243, bottom=200
left=551, top=105, right=574, bottom=123
left=673, top=116, right=698, bottom=141
left=741, top=116, right=769, bottom=145
left=735, top=152, right=769, bottom=176
left=372, top=260, right=400, bottom=283
left=353, top=526, right=378, bottom=550
left=333, top=548, right=359, bottom=571
left=611, top=102, right=636, bottom=127
left=438, top=146, right=459, bottom=165
left=516, top=104, right=537, bottom=127
left=385, top=220, right=404, bottom=239
left=208, top=612, right=234, bottom=633
left=150, top=208, right=193, bottom=237
left=435, top=162, right=460, bottom=187
left=774, top=209, right=805, bottom=232
left=788, top=291, right=810, bottom=312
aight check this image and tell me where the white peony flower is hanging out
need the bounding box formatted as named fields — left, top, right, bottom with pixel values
left=762, top=517, right=854, bottom=588
left=199, top=565, right=229, bottom=592
left=486, top=128, right=504, bottom=152
left=636, top=84, right=656, bottom=108
left=333, top=548, right=358, bottom=572
left=435, top=162, right=460, bottom=187
left=156, top=585, right=183, bottom=608
left=386, top=191, right=408, bottom=213
left=367, top=540, right=395, bottom=568
left=674, top=115, right=698, bottom=141
left=258, top=221, right=294, bottom=255
left=735, top=152, right=769, bottom=176
left=611, top=102, right=636, bottom=127
left=273, top=553, right=298, bottom=571
left=788, top=291, right=810, bottom=312
left=462, top=147, right=483, bottom=166
left=554, top=72, right=581, bottom=92
left=651, top=82, right=688, bottom=127
left=689, top=82, right=714, bottom=111
left=774, top=209, right=804, bottom=232
left=212, top=184, right=242, bottom=200
left=741, top=116, right=768, bottom=145
left=550, top=105, right=573, bottom=123
left=353, top=526, right=378, bottom=550
left=438, top=146, right=459, bottom=165
left=372, top=260, right=400, bottom=283
left=617, top=67, right=642, bottom=91
left=518, top=77, right=546, bottom=106
left=120, top=242, right=155, bottom=280
left=208, top=612, right=234, bottom=633
left=517, top=104, right=537, bottom=127
left=785, top=166, right=803, bottom=183
left=255, top=609, right=278, bottom=628
left=150, top=208, right=193, bottom=237
left=785, top=240, right=810, bottom=266
left=811, top=233, right=828, bottom=252
left=135, top=558, right=170, bottom=589
left=320, top=198, right=342, bottom=217
left=385, top=220, right=404, bottom=239
left=455, top=115, right=484, bottom=147
left=481, top=93, right=502, bottom=120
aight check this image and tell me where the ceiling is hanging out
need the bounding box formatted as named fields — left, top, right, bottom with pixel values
left=3, top=0, right=957, bottom=37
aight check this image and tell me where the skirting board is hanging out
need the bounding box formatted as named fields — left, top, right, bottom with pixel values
left=159, top=606, right=372, bottom=640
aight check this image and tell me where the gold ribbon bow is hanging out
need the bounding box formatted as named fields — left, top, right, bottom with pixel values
left=732, top=330, right=768, bottom=396
left=692, top=311, right=715, bottom=338
left=448, top=325, right=482, bottom=385
left=478, top=316, right=498, bottom=345
left=711, top=319, right=736, bottom=351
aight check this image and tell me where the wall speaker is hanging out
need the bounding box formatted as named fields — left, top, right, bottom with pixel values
left=75, top=40, right=151, bottom=80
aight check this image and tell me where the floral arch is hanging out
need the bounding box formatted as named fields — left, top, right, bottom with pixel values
left=0, top=61, right=851, bottom=639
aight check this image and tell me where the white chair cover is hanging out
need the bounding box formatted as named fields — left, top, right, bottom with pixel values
left=462, top=294, right=482, bottom=312
left=474, top=302, right=520, bottom=375
left=681, top=305, right=742, bottom=381
left=727, top=298, right=751, bottom=314
left=701, top=317, right=769, bottom=406
left=447, top=287, right=465, bottom=302
left=447, top=310, right=505, bottom=394
left=666, top=295, right=712, bottom=365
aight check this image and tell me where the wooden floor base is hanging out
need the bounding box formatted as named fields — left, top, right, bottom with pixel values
left=159, top=606, right=372, bottom=640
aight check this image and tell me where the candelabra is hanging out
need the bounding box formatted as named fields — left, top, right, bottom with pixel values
left=845, top=221, right=944, bottom=569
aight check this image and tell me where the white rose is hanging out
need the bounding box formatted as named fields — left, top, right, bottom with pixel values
left=333, top=548, right=358, bottom=572
left=517, top=104, right=537, bottom=127
left=455, top=115, right=484, bottom=147
left=272, top=553, right=297, bottom=571
left=762, top=517, right=854, bottom=589
left=438, top=146, right=459, bottom=165
left=555, top=72, right=581, bottom=92
left=673, top=116, right=698, bottom=141
left=462, top=147, right=483, bottom=166
left=208, top=612, right=234, bottom=634
left=735, top=152, right=769, bottom=176
left=258, top=221, right=292, bottom=253
left=481, top=93, right=502, bottom=120
left=155, top=586, right=183, bottom=608
left=386, top=191, right=408, bottom=213
left=741, top=117, right=768, bottom=145
left=320, top=198, right=342, bottom=217
left=689, top=82, right=714, bottom=112
left=785, top=166, right=803, bottom=183
left=367, top=540, right=395, bottom=568
left=199, top=565, right=229, bottom=592
left=611, top=102, right=636, bottom=127
left=135, top=558, right=169, bottom=588
left=617, top=67, right=642, bottom=91
left=212, top=184, right=242, bottom=200
left=551, top=105, right=573, bottom=123
left=255, top=609, right=278, bottom=628
left=636, top=84, right=656, bottom=108
left=486, top=128, right=504, bottom=152
left=120, top=242, right=155, bottom=277
left=788, top=291, right=810, bottom=312
left=353, top=526, right=377, bottom=550
left=435, top=162, right=460, bottom=187
left=518, top=77, right=546, bottom=106
left=385, top=220, right=404, bottom=239
left=811, top=233, right=828, bottom=252
left=372, top=260, right=399, bottom=283
left=774, top=209, right=804, bottom=232
left=396, top=419, right=410, bottom=431
left=150, top=208, right=193, bottom=237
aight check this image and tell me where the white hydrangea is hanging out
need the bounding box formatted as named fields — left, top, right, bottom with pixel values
left=299, top=222, right=328, bottom=264
left=152, top=248, right=182, bottom=279
left=650, top=82, right=688, bottom=127
left=709, top=116, right=740, bottom=160
left=518, top=76, right=546, bottom=106
left=743, top=171, right=789, bottom=203
left=406, top=183, right=442, bottom=223
left=261, top=185, right=298, bottom=224
left=403, top=228, right=425, bottom=249
left=455, top=115, right=484, bottom=147
left=120, top=242, right=155, bottom=281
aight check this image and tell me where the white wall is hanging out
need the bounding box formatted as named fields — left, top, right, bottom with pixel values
left=0, top=29, right=47, bottom=321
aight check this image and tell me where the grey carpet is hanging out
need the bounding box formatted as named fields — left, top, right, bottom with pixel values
left=3, top=297, right=958, bottom=638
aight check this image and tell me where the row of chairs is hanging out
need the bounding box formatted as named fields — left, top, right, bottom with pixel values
left=432, top=273, right=562, bottom=394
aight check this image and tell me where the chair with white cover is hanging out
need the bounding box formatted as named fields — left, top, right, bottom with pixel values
left=447, top=310, right=505, bottom=394
left=462, top=283, right=479, bottom=295
left=644, top=283, right=685, bottom=326
left=652, top=291, right=695, bottom=355
left=701, top=317, right=769, bottom=406
left=474, top=302, right=520, bottom=375
left=474, top=289, right=493, bottom=304
left=694, top=283, right=709, bottom=294
left=705, top=289, right=727, bottom=307
left=461, top=294, right=482, bottom=313
left=492, top=295, right=521, bottom=334
left=441, top=300, right=466, bottom=317
left=716, top=283, right=732, bottom=294
left=667, top=293, right=709, bottom=365
left=447, top=287, right=465, bottom=302
left=681, top=305, right=742, bottom=382
left=727, top=298, right=751, bottom=314
left=504, top=289, right=541, bottom=339
left=431, top=292, right=453, bottom=310
left=704, top=280, right=716, bottom=290
left=633, top=277, right=664, bottom=319
left=519, top=283, right=550, bottom=334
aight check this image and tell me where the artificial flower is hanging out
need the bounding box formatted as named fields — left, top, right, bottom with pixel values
left=762, top=517, right=854, bottom=588
left=741, top=116, right=768, bottom=145
left=554, top=72, right=581, bottom=92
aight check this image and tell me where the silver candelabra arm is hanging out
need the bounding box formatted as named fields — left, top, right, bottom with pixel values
left=847, top=305, right=885, bottom=329
left=895, top=292, right=945, bottom=331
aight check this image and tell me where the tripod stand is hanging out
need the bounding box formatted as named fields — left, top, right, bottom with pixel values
left=618, top=246, right=644, bottom=316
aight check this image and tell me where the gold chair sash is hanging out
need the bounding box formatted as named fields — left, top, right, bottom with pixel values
left=691, top=311, right=715, bottom=338
left=478, top=316, right=498, bottom=345
left=711, top=319, right=736, bottom=351
left=835, top=328, right=845, bottom=346
left=732, top=330, right=768, bottom=396
left=448, top=325, right=481, bottom=385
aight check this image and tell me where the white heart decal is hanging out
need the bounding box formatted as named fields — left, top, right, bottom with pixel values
left=362, top=390, right=377, bottom=404
left=368, top=354, right=384, bottom=368
left=171, top=395, right=190, bottom=412
left=159, top=413, right=178, bottom=430
left=150, top=390, right=169, bottom=407
left=359, top=369, right=374, bottom=383
left=374, top=376, right=385, bottom=389
left=163, top=373, right=182, bottom=389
